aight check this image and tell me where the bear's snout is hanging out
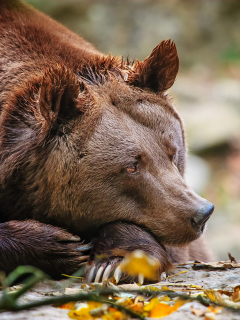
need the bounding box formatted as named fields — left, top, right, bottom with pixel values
left=191, top=202, right=214, bottom=232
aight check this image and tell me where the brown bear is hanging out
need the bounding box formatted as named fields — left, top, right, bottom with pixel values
left=0, top=0, right=214, bottom=283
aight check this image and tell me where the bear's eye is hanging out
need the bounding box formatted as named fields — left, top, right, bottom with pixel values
left=171, top=153, right=178, bottom=167
left=126, top=163, right=139, bottom=174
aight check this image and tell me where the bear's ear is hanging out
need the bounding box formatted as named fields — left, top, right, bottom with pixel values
left=39, top=65, right=83, bottom=126
left=128, top=40, right=179, bottom=93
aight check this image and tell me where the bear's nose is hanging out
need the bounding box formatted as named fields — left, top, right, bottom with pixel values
left=191, top=202, right=214, bottom=231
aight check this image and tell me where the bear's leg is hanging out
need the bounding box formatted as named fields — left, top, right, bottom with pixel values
left=0, top=220, right=91, bottom=278
left=86, top=222, right=173, bottom=284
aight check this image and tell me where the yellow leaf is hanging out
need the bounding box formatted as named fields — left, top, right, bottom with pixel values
left=190, top=284, right=204, bottom=290
left=232, top=290, right=240, bottom=302
left=206, top=305, right=223, bottom=314
left=160, top=286, right=171, bottom=291
left=120, top=250, right=159, bottom=280
left=68, top=302, right=104, bottom=320
left=150, top=303, right=173, bottom=318
left=149, top=300, right=185, bottom=318
left=87, top=301, right=103, bottom=310
left=102, top=311, right=123, bottom=320
left=159, top=295, right=171, bottom=302
left=59, top=302, right=76, bottom=310
left=130, top=302, right=144, bottom=313
left=143, top=297, right=160, bottom=312
left=166, top=271, right=187, bottom=279
left=68, top=308, right=92, bottom=320
left=142, top=286, right=159, bottom=292
left=205, top=290, right=225, bottom=304
left=234, top=285, right=240, bottom=292
left=172, top=300, right=186, bottom=310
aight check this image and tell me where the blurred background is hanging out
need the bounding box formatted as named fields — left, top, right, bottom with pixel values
left=24, top=0, right=240, bottom=261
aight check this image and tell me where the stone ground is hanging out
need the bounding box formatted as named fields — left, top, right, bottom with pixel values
left=1, top=262, right=240, bottom=320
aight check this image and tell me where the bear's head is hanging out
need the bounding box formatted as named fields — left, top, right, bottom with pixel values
left=0, top=40, right=213, bottom=245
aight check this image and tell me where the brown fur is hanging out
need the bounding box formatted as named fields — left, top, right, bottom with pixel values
left=0, top=220, right=89, bottom=277
left=0, top=0, right=213, bottom=281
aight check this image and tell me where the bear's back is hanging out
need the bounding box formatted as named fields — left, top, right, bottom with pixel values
left=0, top=0, right=101, bottom=113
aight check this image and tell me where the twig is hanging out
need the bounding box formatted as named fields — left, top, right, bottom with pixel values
left=166, top=271, right=187, bottom=279
left=0, top=292, right=145, bottom=319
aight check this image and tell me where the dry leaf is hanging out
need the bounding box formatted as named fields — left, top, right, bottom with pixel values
left=204, top=312, right=217, bottom=320
left=232, top=290, right=240, bottom=302
left=193, top=261, right=240, bottom=269
left=143, top=297, right=160, bottom=312
left=102, top=310, right=123, bottom=320
left=190, top=305, right=206, bottom=317
left=68, top=301, right=105, bottom=320
left=68, top=307, right=92, bottom=320
left=206, top=305, right=223, bottom=314
left=159, top=295, right=171, bottom=302
left=130, top=302, right=144, bottom=313
left=190, top=284, right=204, bottom=290
left=228, top=252, right=237, bottom=263
left=59, top=302, right=76, bottom=310
left=205, top=290, right=225, bottom=304
left=120, top=250, right=159, bottom=280
left=218, top=289, right=232, bottom=297
left=149, top=300, right=186, bottom=318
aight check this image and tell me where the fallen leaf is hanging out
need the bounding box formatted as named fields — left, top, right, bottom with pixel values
left=232, top=290, right=240, bottom=302
left=90, top=304, right=108, bottom=316
left=102, top=310, right=123, bottom=320
left=160, top=286, right=171, bottom=291
left=159, top=295, right=171, bottom=302
left=218, top=289, right=232, bottom=297
left=166, top=271, right=187, bottom=279
left=228, top=253, right=237, bottom=263
left=149, top=300, right=186, bottom=318
left=190, top=285, right=204, bottom=290
left=190, top=305, right=206, bottom=317
left=206, top=305, right=223, bottom=314
left=234, top=285, right=240, bottom=291
left=120, top=250, right=159, bottom=280
left=204, top=312, right=217, bottom=320
left=143, top=297, right=160, bottom=312
left=130, top=302, right=144, bottom=313
left=193, top=261, right=240, bottom=270
left=68, top=307, right=92, bottom=320
left=59, top=302, right=76, bottom=310
left=205, top=290, right=225, bottom=304
left=68, top=302, right=104, bottom=320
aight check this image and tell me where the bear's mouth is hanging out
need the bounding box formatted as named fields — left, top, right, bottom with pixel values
left=192, top=214, right=211, bottom=237
left=94, top=217, right=205, bottom=249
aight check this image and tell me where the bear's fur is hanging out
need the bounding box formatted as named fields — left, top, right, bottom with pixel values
left=0, top=0, right=214, bottom=282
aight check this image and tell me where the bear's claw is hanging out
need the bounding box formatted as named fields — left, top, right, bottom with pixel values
left=87, top=262, right=145, bottom=285
left=113, top=265, right=122, bottom=284
left=77, top=243, right=92, bottom=251
left=102, top=264, right=112, bottom=282
left=87, top=263, right=120, bottom=284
